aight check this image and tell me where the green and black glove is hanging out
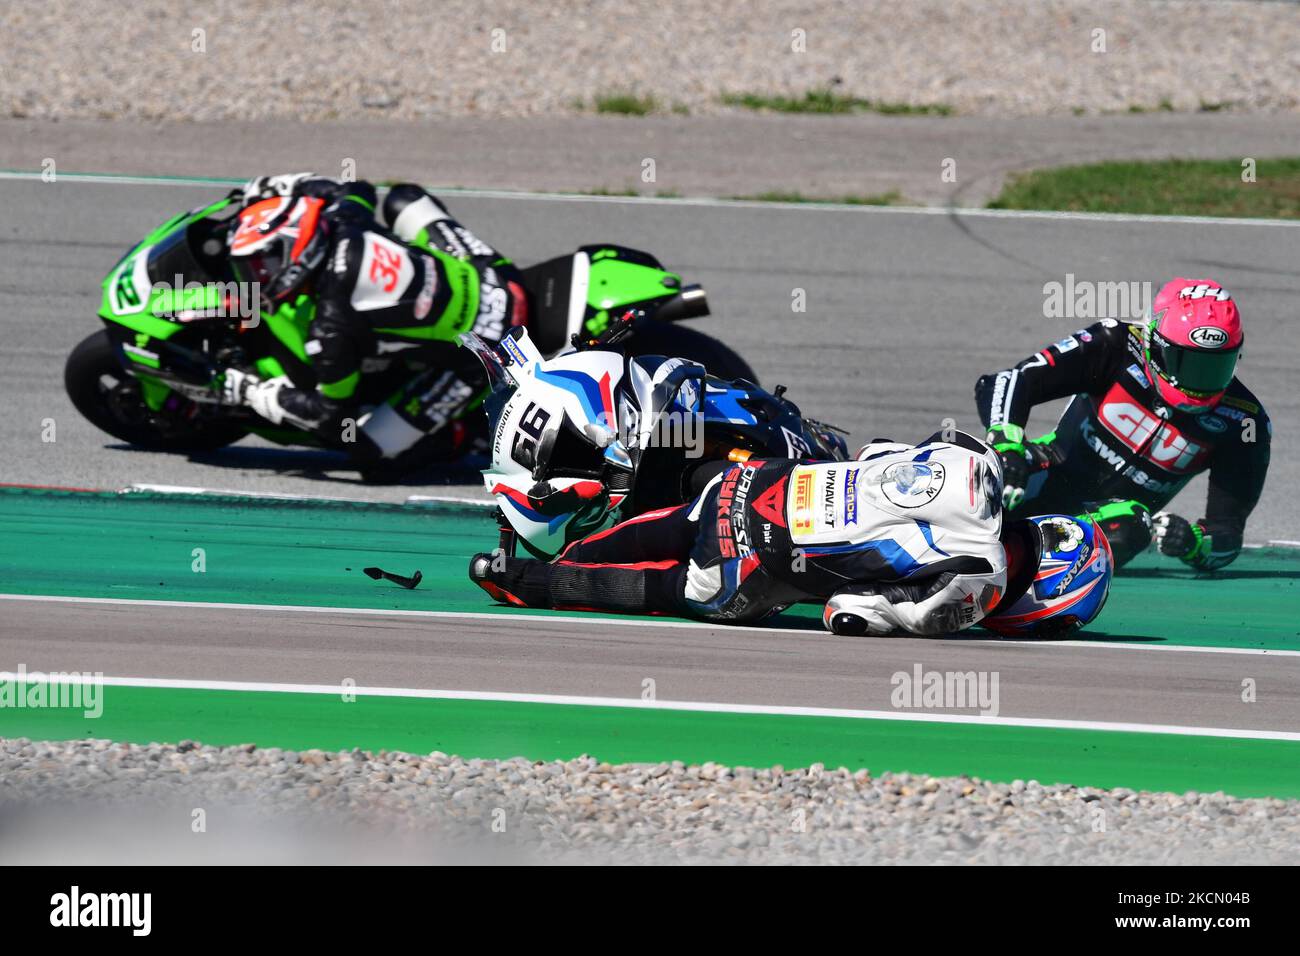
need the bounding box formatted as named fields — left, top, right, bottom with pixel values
left=986, top=424, right=1053, bottom=510
left=1152, top=512, right=1210, bottom=566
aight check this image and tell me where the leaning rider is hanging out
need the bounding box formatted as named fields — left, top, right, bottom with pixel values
left=218, top=172, right=527, bottom=472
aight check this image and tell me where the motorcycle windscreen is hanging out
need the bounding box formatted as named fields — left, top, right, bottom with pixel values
left=147, top=225, right=218, bottom=286
left=459, top=331, right=516, bottom=436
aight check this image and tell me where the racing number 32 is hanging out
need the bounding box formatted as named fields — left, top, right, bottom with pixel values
left=511, top=402, right=551, bottom=469
left=368, top=243, right=405, bottom=293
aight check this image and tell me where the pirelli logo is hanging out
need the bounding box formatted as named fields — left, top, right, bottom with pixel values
left=791, top=468, right=815, bottom=536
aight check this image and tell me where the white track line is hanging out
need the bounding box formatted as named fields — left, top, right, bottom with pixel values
left=4, top=672, right=1297, bottom=742
left=3, top=169, right=1299, bottom=228
left=1032, top=639, right=1300, bottom=658
left=405, top=494, right=494, bottom=506
left=1, top=593, right=1296, bottom=657
left=0, top=592, right=799, bottom=637
left=125, top=482, right=492, bottom=507
left=127, top=482, right=393, bottom=504
left=125, top=478, right=491, bottom=509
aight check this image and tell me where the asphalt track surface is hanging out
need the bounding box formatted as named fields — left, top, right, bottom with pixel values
left=1, top=177, right=1297, bottom=750
left=3, top=597, right=1298, bottom=733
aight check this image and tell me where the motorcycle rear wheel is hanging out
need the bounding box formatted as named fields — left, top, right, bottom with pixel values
left=65, top=329, right=250, bottom=452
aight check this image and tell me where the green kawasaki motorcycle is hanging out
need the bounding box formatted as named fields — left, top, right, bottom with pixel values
left=65, top=194, right=754, bottom=470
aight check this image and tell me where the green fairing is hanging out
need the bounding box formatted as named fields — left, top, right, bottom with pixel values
left=255, top=356, right=287, bottom=379
left=148, top=283, right=229, bottom=319
left=583, top=256, right=680, bottom=335
left=263, top=296, right=315, bottom=361
left=98, top=197, right=236, bottom=340
left=587, top=257, right=678, bottom=311
left=136, top=375, right=172, bottom=412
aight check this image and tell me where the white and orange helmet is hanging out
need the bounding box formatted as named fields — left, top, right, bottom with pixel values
left=227, top=194, right=328, bottom=307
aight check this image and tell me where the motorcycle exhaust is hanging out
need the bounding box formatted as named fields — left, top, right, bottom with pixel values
left=654, top=285, right=709, bottom=322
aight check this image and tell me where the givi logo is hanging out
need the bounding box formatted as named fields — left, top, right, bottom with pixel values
left=1097, top=384, right=1208, bottom=473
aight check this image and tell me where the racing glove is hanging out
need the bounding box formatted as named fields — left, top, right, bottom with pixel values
left=217, top=367, right=257, bottom=406
left=1152, top=512, right=1211, bottom=566
left=218, top=368, right=303, bottom=427
left=986, top=424, right=1053, bottom=510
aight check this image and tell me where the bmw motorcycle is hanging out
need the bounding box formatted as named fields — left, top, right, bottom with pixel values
left=463, top=325, right=848, bottom=559
left=63, top=193, right=755, bottom=474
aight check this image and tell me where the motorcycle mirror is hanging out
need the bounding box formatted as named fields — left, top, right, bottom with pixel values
left=602, top=441, right=633, bottom=471
left=582, top=422, right=617, bottom=448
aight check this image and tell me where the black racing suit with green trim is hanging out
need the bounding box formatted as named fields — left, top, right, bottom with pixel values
left=270, top=179, right=525, bottom=464
left=974, top=319, right=1270, bottom=570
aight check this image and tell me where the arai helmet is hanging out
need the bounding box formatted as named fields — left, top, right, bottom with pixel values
left=1144, top=278, right=1243, bottom=412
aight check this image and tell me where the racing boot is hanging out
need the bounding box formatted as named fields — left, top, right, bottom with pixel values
left=469, top=552, right=684, bottom=615
left=469, top=552, right=546, bottom=607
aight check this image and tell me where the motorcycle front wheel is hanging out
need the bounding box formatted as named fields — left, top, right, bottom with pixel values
left=64, top=329, right=250, bottom=452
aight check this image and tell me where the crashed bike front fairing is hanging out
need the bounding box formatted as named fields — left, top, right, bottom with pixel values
left=465, top=326, right=847, bottom=558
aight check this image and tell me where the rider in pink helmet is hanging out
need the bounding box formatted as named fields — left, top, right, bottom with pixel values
left=1145, top=278, right=1244, bottom=413
left=975, top=274, right=1269, bottom=574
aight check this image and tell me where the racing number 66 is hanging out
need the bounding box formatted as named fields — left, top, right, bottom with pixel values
left=511, top=402, right=551, bottom=469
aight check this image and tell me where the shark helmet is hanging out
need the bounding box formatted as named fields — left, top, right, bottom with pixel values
left=983, top=514, right=1113, bottom=638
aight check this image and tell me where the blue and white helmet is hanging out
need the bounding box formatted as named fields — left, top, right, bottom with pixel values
left=982, top=514, right=1113, bottom=637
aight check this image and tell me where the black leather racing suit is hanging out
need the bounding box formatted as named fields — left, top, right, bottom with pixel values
left=974, top=319, right=1270, bottom=569
left=260, top=179, right=526, bottom=467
